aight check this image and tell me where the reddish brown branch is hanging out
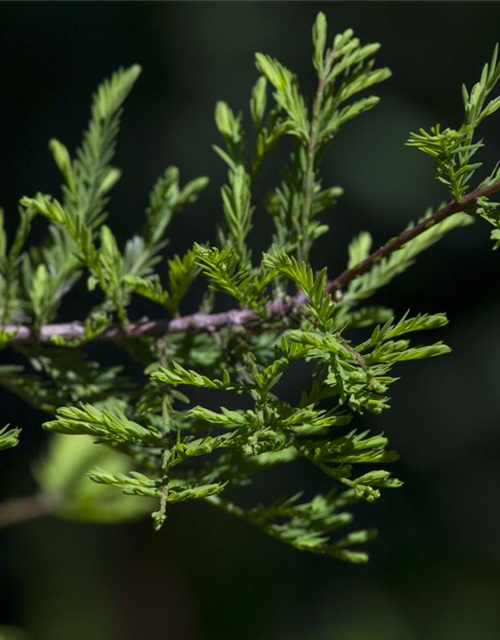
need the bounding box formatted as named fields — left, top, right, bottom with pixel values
left=326, top=180, right=500, bottom=294
left=2, top=180, right=500, bottom=345
left=2, top=296, right=306, bottom=344
left=0, top=494, right=54, bottom=529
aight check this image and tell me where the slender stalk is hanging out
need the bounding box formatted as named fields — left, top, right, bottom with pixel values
left=1, top=179, right=500, bottom=344
left=298, top=49, right=336, bottom=264
left=326, top=179, right=500, bottom=294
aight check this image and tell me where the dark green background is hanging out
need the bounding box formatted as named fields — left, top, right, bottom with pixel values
left=1, top=3, right=500, bottom=639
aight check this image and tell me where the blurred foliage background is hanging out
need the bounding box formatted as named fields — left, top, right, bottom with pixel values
left=1, top=2, right=500, bottom=639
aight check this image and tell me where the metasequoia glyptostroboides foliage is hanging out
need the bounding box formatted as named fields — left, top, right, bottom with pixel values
left=1, top=13, right=500, bottom=563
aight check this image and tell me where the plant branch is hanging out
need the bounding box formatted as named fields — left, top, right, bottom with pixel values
left=299, top=48, right=336, bottom=264
left=326, top=179, right=500, bottom=294
left=2, top=179, right=500, bottom=345
left=0, top=494, right=54, bottom=529
left=0, top=297, right=306, bottom=344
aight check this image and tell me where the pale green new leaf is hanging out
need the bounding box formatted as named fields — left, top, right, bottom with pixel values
left=0, top=425, right=21, bottom=451
left=44, top=403, right=163, bottom=445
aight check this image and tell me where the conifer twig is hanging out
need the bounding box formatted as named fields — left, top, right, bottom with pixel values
left=326, top=179, right=500, bottom=294
left=2, top=179, right=500, bottom=345
left=299, top=47, right=337, bottom=264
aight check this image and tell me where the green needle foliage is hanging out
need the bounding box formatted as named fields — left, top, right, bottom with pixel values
left=0, top=426, right=21, bottom=451
left=1, top=13, right=500, bottom=564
